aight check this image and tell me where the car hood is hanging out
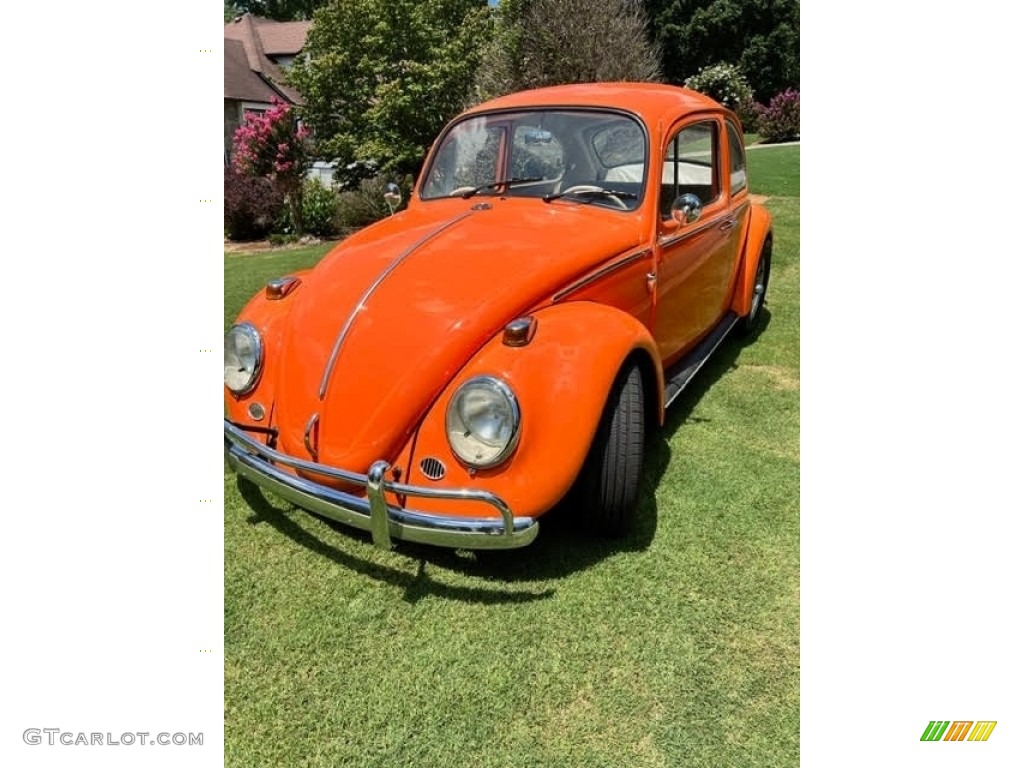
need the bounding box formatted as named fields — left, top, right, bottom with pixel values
left=273, top=200, right=644, bottom=470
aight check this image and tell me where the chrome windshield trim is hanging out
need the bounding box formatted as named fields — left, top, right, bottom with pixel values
left=317, top=210, right=476, bottom=399
left=224, top=420, right=537, bottom=549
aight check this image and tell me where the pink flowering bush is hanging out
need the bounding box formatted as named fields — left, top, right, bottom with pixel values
left=231, top=100, right=311, bottom=233
left=756, top=90, right=800, bottom=142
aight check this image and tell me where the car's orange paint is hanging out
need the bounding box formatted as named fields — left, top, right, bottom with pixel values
left=226, top=83, right=771, bottom=522
left=270, top=200, right=645, bottom=476
left=731, top=203, right=773, bottom=318
left=405, top=302, right=662, bottom=519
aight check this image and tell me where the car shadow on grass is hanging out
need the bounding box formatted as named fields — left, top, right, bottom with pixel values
left=234, top=308, right=771, bottom=601
left=237, top=476, right=555, bottom=605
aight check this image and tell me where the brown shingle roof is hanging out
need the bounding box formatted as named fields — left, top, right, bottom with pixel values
left=252, top=19, right=311, bottom=55
left=224, top=14, right=306, bottom=105
left=225, top=39, right=281, bottom=103
left=225, top=14, right=267, bottom=74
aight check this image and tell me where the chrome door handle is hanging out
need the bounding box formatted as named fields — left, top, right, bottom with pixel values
left=718, top=218, right=737, bottom=231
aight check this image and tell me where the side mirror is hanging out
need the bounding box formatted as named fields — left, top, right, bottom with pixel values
left=383, top=182, right=402, bottom=214
left=671, top=193, right=702, bottom=225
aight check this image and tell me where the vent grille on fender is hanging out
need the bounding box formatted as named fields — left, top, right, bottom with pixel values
left=419, top=457, right=446, bottom=481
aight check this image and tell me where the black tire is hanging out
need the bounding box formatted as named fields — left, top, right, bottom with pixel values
left=740, top=237, right=772, bottom=334
left=576, top=361, right=645, bottom=536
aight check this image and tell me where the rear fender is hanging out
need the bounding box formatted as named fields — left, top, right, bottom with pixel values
left=730, top=202, right=773, bottom=317
left=405, top=302, right=663, bottom=519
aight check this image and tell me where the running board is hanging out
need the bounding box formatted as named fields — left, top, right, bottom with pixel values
left=663, top=312, right=739, bottom=409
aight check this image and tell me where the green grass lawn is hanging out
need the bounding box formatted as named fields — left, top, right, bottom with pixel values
left=746, top=145, right=800, bottom=198
left=224, top=146, right=799, bottom=767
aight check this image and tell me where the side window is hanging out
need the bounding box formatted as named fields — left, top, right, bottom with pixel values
left=660, top=120, right=719, bottom=219
left=727, top=121, right=747, bottom=195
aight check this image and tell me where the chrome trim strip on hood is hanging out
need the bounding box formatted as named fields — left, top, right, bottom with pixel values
left=318, top=210, right=476, bottom=399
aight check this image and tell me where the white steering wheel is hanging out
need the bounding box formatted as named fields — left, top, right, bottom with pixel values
left=558, top=185, right=628, bottom=210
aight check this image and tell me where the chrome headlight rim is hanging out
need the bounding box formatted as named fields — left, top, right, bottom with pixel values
left=446, top=375, right=521, bottom=469
left=224, top=322, right=263, bottom=396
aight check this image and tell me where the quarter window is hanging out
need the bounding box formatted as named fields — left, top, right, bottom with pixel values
left=727, top=121, right=747, bottom=195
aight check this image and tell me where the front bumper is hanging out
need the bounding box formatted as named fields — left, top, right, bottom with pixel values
left=224, top=420, right=539, bottom=549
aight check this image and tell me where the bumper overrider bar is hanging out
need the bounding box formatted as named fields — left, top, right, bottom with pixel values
left=224, top=421, right=539, bottom=549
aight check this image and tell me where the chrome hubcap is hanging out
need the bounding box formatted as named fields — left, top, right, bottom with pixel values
left=751, top=260, right=766, bottom=315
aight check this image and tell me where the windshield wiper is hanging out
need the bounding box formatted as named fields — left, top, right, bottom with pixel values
left=543, top=186, right=639, bottom=203
left=458, top=177, right=543, bottom=199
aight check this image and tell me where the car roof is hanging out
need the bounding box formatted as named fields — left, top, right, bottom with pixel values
left=463, top=83, right=726, bottom=125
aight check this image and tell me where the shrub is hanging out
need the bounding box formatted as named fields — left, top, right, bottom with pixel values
left=268, top=233, right=300, bottom=247
left=333, top=176, right=410, bottom=231
left=302, top=179, right=339, bottom=237
left=736, top=97, right=761, bottom=135
left=757, top=89, right=800, bottom=142
left=224, top=168, right=284, bottom=241
left=683, top=62, right=754, bottom=113
left=231, top=100, right=311, bottom=233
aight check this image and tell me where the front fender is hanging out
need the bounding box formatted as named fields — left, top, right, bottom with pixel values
left=223, top=271, right=309, bottom=428
left=404, top=302, right=663, bottom=519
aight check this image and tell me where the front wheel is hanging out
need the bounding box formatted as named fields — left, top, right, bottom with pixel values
left=575, top=361, right=645, bottom=536
left=740, top=237, right=772, bottom=334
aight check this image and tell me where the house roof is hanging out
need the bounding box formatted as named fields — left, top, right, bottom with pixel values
left=250, top=18, right=311, bottom=56
left=224, top=13, right=308, bottom=105
left=225, top=39, right=281, bottom=103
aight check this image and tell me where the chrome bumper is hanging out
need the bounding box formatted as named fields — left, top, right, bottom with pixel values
left=224, top=420, right=539, bottom=549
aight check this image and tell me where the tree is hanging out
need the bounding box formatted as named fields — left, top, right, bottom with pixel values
left=288, top=0, right=491, bottom=182
left=644, top=0, right=799, bottom=102
left=230, top=0, right=326, bottom=20
left=474, top=0, right=662, bottom=100
left=231, top=100, right=312, bottom=234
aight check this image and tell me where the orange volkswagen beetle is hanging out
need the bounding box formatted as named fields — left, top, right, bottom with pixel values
left=224, top=83, right=772, bottom=550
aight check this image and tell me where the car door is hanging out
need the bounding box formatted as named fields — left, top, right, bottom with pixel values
left=652, top=116, right=743, bottom=365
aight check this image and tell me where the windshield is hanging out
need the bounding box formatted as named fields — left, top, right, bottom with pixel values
left=420, top=109, right=647, bottom=211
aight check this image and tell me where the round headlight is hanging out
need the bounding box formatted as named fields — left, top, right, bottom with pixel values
left=446, top=376, right=520, bottom=468
left=224, top=323, right=262, bottom=395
